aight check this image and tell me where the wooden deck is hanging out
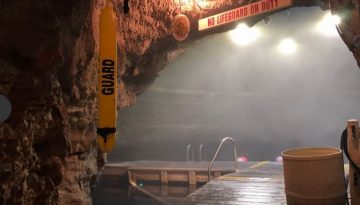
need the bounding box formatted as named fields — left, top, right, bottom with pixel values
left=104, top=161, right=250, bottom=185
left=98, top=161, right=352, bottom=204
left=101, top=161, right=285, bottom=204
left=187, top=161, right=286, bottom=205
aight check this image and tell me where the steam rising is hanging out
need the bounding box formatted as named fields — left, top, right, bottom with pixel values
left=109, top=7, right=360, bottom=162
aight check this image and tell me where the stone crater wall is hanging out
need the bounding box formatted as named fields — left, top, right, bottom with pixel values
left=0, top=0, right=359, bottom=204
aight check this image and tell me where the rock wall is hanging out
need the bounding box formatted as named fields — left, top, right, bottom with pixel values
left=330, top=0, right=360, bottom=67
left=0, top=0, right=359, bottom=204
left=0, top=1, right=102, bottom=204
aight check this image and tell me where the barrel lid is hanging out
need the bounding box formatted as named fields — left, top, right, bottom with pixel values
left=281, top=147, right=342, bottom=160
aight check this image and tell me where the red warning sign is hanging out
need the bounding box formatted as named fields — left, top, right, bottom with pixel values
left=198, top=0, right=292, bottom=31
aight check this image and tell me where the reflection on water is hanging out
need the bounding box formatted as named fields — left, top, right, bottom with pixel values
left=92, top=174, right=199, bottom=205
left=129, top=182, right=198, bottom=205
left=136, top=182, right=202, bottom=197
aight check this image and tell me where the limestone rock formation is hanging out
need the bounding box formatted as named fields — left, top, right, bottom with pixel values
left=330, top=0, right=360, bottom=67
left=0, top=1, right=102, bottom=204
left=0, top=0, right=359, bottom=204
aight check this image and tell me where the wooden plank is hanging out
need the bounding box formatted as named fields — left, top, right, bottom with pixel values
left=189, top=171, right=196, bottom=185
left=160, top=171, right=168, bottom=184
left=188, top=162, right=286, bottom=204
left=167, top=171, right=188, bottom=182
left=128, top=170, right=136, bottom=183
left=196, top=174, right=209, bottom=183
left=130, top=170, right=234, bottom=184
left=171, top=185, right=193, bottom=196
left=124, top=161, right=253, bottom=172
left=135, top=171, right=160, bottom=181
left=102, top=165, right=128, bottom=176
left=112, top=161, right=257, bottom=185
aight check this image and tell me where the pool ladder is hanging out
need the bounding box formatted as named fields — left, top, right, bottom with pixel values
left=208, top=137, right=239, bottom=181
left=199, top=144, right=207, bottom=162
left=186, top=144, right=207, bottom=162
left=186, top=144, right=194, bottom=161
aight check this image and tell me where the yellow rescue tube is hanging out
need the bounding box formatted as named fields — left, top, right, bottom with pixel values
left=97, top=6, right=117, bottom=153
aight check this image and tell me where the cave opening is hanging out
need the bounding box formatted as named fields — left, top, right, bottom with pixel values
left=108, top=7, right=360, bottom=163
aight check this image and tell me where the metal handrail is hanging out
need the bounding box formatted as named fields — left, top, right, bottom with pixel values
left=186, top=144, right=194, bottom=161
left=199, top=144, right=204, bottom=162
left=208, top=137, right=238, bottom=181
left=199, top=144, right=207, bottom=161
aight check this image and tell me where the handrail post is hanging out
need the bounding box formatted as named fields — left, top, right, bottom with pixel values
left=208, top=137, right=238, bottom=181
left=199, top=144, right=204, bottom=162
left=186, top=144, right=194, bottom=161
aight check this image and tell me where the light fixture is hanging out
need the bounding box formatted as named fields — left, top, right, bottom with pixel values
left=316, top=12, right=341, bottom=36
left=229, top=23, right=261, bottom=46
left=278, top=38, right=297, bottom=55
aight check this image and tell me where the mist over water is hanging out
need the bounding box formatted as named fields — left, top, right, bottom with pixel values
left=108, top=7, right=360, bottom=162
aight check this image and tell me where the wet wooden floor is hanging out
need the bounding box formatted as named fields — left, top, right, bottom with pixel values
left=187, top=162, right=286, bottom=205
left=101, top=161, right=287, bottom=204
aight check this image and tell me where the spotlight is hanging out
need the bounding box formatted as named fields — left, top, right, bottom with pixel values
left=229, top=23, right=261, bottom=46
left=316, top=12, right=341, bottom=36
left=278, top=38, right=297, bottom=55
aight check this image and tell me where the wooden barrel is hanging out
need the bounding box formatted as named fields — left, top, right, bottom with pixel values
left=282, top=147, right=346, bottom=205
